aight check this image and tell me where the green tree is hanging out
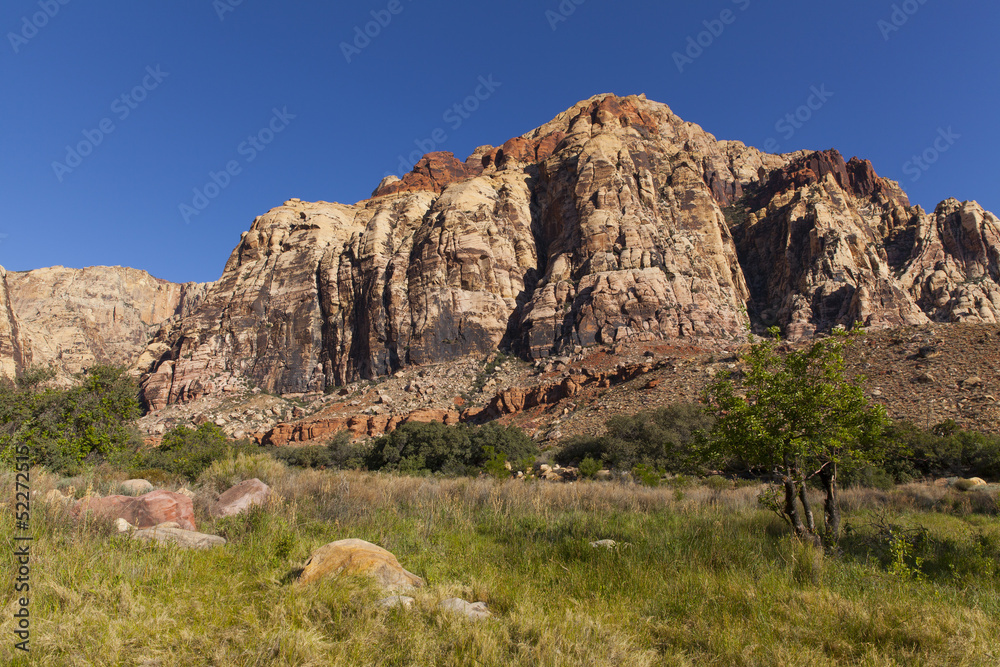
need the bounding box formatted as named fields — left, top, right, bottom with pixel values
left=704, top=327, right=888, bottom=543
left=0, top=365, right=143, bottom=473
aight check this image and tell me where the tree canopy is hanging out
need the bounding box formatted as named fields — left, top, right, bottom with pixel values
left=704, top=327, right=888, bottom=543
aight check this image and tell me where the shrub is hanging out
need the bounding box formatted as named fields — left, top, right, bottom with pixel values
left=632, top=463, right=662, bottom=487
left=365, top=421, right=537, bottom=475
left=135, top=423, right=258, bottom=481
left=555, top=403, right=714, bottom=473
left=0, top=365, right=144, bottom=473
left=196, top=452, right=288, bottom=493
left=326, top=430, right=368, bottom=469
left=579, top=456, right=601, bottom=479
left=482, top=446, right=510, bottom=479
left=705, top=475, right=731, bottom=491
left=270, top=445, right=333, bottom=469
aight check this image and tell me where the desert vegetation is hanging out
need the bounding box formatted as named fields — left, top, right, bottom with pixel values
left=2, top=462, right=999, bottom=665
left=2, top=343, right=999, bottom=665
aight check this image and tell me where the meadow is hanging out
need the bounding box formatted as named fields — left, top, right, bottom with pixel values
left=2, top=458, right=999, bottom=666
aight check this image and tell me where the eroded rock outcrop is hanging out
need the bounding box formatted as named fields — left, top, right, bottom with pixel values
left=7, top=94, right=995, bottom=407
left=0, top=266, right=27, bottom=379
left=138, top=94, right=783, bottom=405
left=7, top=266, right=208, bottom=380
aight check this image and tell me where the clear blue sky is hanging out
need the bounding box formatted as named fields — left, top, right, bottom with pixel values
left=2, top=1, right=998, bottom=284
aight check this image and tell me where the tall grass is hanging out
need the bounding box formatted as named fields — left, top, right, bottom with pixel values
left=2, top=467, right=998, bottom=665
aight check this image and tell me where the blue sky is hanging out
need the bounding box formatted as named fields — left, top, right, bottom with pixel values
left=2, top=1, right=998, bottom=284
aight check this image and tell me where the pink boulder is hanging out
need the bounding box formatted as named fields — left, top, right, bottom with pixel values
left=210, top=478, right=271, bottom=518
left=75, top=490, right=196, bottom=531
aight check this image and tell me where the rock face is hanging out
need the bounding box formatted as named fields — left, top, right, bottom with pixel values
left=136, top=94, right=778, bottom=405
left=7, top=265, right=208, bottom=381
left=0, top=266, right=27, bottom=379
left=5, top=95, right=999, bottom=405
left=74, top=490, right=196, bottom=531
left=299, top=539, right=425, bottom=590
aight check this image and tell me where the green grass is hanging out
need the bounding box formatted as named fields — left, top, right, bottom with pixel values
left=2, top=467, right=999, bottom=665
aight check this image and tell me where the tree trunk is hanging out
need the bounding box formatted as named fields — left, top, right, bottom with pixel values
left=820, top=462, right=841, bottom=540
left=782, top=458, right=808, bottom=537
left=798, top=478, right=816, bottom=534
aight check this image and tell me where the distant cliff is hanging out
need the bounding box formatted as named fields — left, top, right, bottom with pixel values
left=6, top=266, right=209, bottom=381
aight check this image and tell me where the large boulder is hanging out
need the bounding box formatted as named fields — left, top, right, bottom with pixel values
left=75, top=490, right=196, bottom=531
left=299, top=539, right=425, bottom=590
left=210, top=478, right=271, bottom=518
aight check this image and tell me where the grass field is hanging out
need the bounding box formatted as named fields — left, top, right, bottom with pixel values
left=2, top=459, right=999, bottom=666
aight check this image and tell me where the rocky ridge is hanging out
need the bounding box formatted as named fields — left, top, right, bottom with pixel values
left=5, top=94, right=1000, bottom=441
left=133, top=94, right=1000, bottom=410
left=6, top=265, right=209, bottom=382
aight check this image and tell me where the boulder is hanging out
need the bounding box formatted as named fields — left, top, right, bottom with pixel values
left=299, top=539, right=424, bottom=590
left=43, top=489, right=73, bottom=506
left=378, top=595, right=415, bottom=609
left=954, top=477, right=988, bottom=491
left=590, top=539, right=618, bottom=549
left=120, top=479, right=154, bottom=496
left=132, top=524, right=226, bottom=549
left=210, top=478, right=271, bottom=518
left=439, top=598, right=492, bottom=620
left=75, top=490, right=196, bottom=531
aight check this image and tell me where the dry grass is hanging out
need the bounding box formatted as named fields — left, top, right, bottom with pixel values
left=2, top=467, right=999, bottom=665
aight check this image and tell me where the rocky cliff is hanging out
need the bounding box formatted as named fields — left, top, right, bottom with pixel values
left=0, top=266, right=28, bottom=379
left=132, top=93, right=1000, bottom=408
left=7, top=266, right=209, bottom=380
left=5, top=94, right=998, bottom=407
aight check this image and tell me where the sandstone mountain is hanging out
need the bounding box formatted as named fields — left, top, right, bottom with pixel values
left=5, top=266, right=208, bottom=382
left=133, top=93, right=1000, bottom=408
left=4, top=94, right=999, bottom=411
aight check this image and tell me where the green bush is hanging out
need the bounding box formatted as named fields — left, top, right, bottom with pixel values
left=0, top=365, right=144, bottom=473
left=270, top=445, right=333, bottom=469
left=632, top=463, right=662, bottom=487
left=365, top=421, right=537, bottom=475
left=135, top=423, right=258, bottom=481
left=705, top=475, right=731, bottom=491
left=482, top=446, right=510, bottom=479
left=555, top=403, right=714, bottom=473
left=579, top=456, right=601, bottom=479
left=855, top=420, right=1000, bottom=484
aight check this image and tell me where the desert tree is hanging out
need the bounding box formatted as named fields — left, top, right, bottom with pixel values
left=703, top=326, right=888, bottom=544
